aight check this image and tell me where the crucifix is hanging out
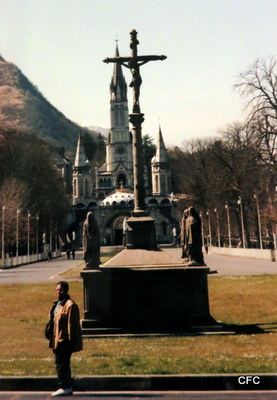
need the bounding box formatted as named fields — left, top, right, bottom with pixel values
left=104, top=29, right=166, bottom=114
left=103, top=29, right=167, bottom=222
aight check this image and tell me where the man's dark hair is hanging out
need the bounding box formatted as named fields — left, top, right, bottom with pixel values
left=57, top=281, right=69, bottom=293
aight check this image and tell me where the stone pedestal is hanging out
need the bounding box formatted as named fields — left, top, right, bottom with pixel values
left=126, top=215, right=157, bottom=250
left=81, top=265, right=213, bottom=335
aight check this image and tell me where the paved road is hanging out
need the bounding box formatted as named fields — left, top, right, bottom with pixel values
left=0, top=248, right=276, bottom=284
left=161, top=248, right=277, bottom=276
left=205, top=252, right=277, bottom=276
left=0, top=391, right=276, bottom=399
left=0, top=251, right=84, bottom=284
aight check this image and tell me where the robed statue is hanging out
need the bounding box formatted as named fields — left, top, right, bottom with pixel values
left=180, top=208, right=189, bottom=261
left=82, top=211, right=100, bottom=269
left=181, top=206, right=205, bottom=266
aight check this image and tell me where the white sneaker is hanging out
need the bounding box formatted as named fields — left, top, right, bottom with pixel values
left=52, top=387, right=73, bottom=397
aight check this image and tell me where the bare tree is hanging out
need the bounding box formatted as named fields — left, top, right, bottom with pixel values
left=235, top=57, right=277, bottom=167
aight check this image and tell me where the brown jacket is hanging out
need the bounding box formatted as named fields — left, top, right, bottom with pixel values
left=49, top=296, right=83, bottom=353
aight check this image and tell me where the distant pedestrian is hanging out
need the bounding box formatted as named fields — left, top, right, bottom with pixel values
left=47, top=251, right=52, bottom=262
left=66, top=249, right=71, bottom=259
left=46, top=281, right=83, bottom=397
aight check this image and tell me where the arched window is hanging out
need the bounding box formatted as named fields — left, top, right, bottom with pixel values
left=155, top=175, right=159, bottom=193
left=161, top=198, right=170, bottom=205
left=161, top=175, right=166, bottom=194
left=148, top=198, right=158, bottom=204
left=88, top=201, right=97, bottom=208
left=73, top=179, right=77, bottom=197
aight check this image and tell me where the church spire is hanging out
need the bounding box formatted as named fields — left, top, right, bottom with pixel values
left=110, top=41, right=127, bottom=102
left=74, top=133, right=87, bottom=168
left=156, top=124, right=167, bottom=163
left=151, top=124, right=171, bottom=196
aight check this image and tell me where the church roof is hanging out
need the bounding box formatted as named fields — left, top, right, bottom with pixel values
left=101, top=188, right=134, bottom=206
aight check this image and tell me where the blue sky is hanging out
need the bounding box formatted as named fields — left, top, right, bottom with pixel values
left=1, top=0, right=277, bottom=147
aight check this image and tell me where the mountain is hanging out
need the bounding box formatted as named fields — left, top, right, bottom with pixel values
left=88, top=125, right=109, bottom=136
left=0, top=55, right=95, bottom=151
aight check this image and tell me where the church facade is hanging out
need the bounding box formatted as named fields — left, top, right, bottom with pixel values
left=67, top=43, right=179, bottom=246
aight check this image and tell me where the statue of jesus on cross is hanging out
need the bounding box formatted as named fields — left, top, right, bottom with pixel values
left=103, top=29, right=166, bottom=113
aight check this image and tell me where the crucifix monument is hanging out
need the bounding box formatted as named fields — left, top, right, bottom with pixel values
left=103, top=29, right=166, bottom=249
left=80, top=30, right=213, bottom=336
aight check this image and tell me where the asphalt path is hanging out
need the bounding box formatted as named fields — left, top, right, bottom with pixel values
left=0, top=248, right=276, bottom=285
left=205, top=252, right=277, bottom=276
left=0, top=251, right=84, bottom=284
left=0, top=391, right=276, bottom=399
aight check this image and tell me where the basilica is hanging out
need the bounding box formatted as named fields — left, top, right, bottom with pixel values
left=66, top=44, right=179, bottom=246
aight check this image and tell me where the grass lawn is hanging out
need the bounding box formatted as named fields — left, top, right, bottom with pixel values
left=0, top=271, right=276, bottom=376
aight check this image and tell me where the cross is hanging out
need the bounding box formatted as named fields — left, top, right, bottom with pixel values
left=103, top=29, right=166, bottom=113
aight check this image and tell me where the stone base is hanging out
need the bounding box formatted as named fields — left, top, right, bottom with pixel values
left=81, top=265, right=213, bottom=335
left=126, top=215, right=157, bottom=249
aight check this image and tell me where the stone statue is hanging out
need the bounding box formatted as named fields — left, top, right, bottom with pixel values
left=129, top=60, right=142, bottom=111
left=82, top=211, right=100, bottom=269
left=185, top=207, right=205, bottom=266
left=181, top=207, right=205, bottom=266
left=180, top=208, right=189, bottom=261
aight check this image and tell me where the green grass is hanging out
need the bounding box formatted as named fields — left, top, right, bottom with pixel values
left=0, top=274, right=276, bottom=376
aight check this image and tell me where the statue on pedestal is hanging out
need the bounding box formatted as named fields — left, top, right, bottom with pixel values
left=181, top=206, right=205, bottom=266
left=82, top=211, right=100, bottom=269
left=180, top=208, right=189, bottom=261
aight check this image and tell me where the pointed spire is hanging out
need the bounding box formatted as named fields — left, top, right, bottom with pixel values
left=156, top=124, right=167, bottom=163
left=74, top=133, right=88, bottom=168
left=110, top=41, right=127, bottom=101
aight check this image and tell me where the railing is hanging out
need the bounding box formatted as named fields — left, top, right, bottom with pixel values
left=0, top=250, right=62, bottom=269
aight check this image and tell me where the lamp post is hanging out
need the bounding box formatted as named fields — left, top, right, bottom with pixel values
left=238, top=196, right=246, bottom=248
left=36, top=215, right=39, bottom=260
left=27, top=212, right=31, bottom=257
left=206, top=210, right=212, bottom=247
left=49, top=221, right=52, bottom=252
left=16, top=209, right=20, bottom=260
left=214, top=208, right=221, bottom=247
left=225, top=204, right=232, bottom=248
left=1, top=205, right=5, bottom=267
left=253, top=194, right=263, bottom=249
left=199, top=211, right=204, bottom=247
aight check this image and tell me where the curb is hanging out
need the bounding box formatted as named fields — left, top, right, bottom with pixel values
left=0, top=374, right=277, bottom=392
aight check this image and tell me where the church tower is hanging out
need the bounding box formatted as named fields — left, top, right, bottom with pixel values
left=151, top=125, right=171, bottom=196
left=72, top=133, right=92, bottom=206
left=96, top=42, right=133, bottom=198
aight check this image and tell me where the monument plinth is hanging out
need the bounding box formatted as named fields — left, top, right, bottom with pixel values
left=81, top=249, right=213, bottom=335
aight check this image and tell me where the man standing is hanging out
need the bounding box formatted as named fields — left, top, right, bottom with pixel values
left=47, top=281, right=83, bottom=397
